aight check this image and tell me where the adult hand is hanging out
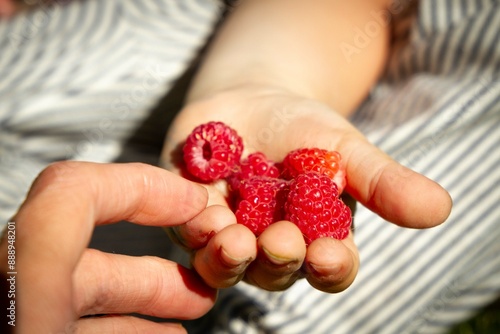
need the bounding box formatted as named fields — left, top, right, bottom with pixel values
left=161, top=85, right=452, bottom=293
left=0, top=162, right=216, bottom=333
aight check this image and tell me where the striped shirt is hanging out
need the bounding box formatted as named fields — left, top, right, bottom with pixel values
left=0, top=1, right=498, bottom=333
left=0, top=0, right=223, bottom=222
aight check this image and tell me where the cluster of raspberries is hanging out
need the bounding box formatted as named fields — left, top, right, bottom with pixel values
left=182, top=121, right=352, bottom=245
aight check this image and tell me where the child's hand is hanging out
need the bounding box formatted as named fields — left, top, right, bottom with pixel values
left=160, top=85, right=452, bottom=293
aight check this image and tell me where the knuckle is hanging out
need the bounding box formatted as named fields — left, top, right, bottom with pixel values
left=24, top=161, right=93, bottom=206
left=34, top=161, right=83, bottom=190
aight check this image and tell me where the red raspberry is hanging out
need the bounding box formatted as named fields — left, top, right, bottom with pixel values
left=183, top=121, right=243, bottom=182
left=285, top=172, right=351, bottom=245
left=235, top=177, right=289, bottom=236
left=282, top=148, right=346, bottom=193
left=227, top=152, right=280, bottom=192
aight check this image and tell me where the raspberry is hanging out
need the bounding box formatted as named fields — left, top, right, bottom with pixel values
left=181, top=122, right=352, bottom=244
left=282, top=148, right=346, bottom=193
left=227, top=152, right=280, bottom=192
left=285, top=172, right=351, bottom=245
left=235, top=177, right=289, bottom=236
left=183, top=121, right=243, bottom=182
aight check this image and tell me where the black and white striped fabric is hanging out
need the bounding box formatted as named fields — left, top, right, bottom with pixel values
left=209, top=1, right=500, bottom=333
left=0, top=1, right=498, bottom=334
left=0, top=0, right=223, bottom=222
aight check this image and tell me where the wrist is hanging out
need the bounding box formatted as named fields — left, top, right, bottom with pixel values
left=185, top=0, right=391, bottom=118
left=185, top=59, right=320, bottom=105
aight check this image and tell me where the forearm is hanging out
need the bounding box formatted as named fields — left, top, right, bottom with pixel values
left=188, top=0, right=392, bottom=117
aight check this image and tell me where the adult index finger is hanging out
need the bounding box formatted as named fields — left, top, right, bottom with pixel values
left=8, top=162, right=208, bottom=333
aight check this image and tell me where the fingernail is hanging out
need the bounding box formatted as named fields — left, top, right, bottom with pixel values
left=192, top=183, right=209, bottom=204
left=307, top=262, right=342, bottom=278
left=219, top=246, right=253, bottom=269
left=262, top=247, right=298, bottom=267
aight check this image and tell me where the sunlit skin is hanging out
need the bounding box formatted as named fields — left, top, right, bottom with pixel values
left=0, top=163, right=217, bottom=333
left=0, top=0, right=453, bottom=332
left=162, top=0, right=451, bottom=293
